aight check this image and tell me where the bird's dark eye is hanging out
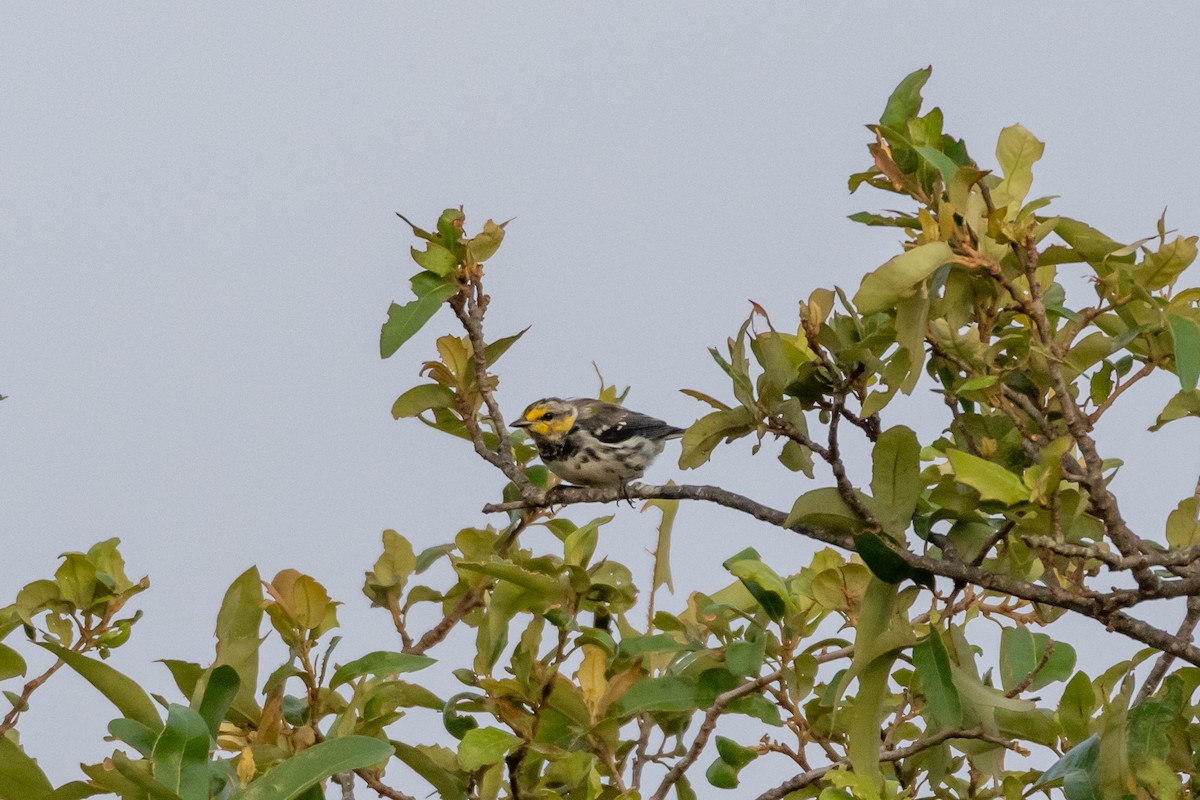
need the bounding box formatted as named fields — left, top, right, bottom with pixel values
left=542, top=412, right=555, bottom=420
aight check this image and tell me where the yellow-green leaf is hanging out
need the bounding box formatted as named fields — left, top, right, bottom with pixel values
left=946, top=450, right=1029, bottom=505
left=853, top=242, right=953, bottom=315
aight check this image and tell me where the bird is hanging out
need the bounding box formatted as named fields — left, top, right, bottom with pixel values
left=510, top=397, right=685, bottom=489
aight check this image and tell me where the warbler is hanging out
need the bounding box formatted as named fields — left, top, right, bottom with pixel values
left=510, top=398, right=685, bottom=488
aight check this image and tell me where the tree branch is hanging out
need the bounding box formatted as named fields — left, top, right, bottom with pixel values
left=649, top=671, right=782, bottom=800
left=755, top=728, right=1027, bottom=800
left=483, top=482, right=1200, bottom=664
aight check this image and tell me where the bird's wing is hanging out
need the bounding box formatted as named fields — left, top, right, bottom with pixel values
left=578, top=402, right=685, bottom=443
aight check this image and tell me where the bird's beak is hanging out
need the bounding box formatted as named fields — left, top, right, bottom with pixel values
left=510, top=418, right=531, bottom=429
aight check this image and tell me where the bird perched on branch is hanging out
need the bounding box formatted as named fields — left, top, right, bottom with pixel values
left=510, top=397, right=685, bottom=489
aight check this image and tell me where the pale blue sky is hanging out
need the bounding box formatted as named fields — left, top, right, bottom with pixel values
left=4, top=4, right=1200, bottom=793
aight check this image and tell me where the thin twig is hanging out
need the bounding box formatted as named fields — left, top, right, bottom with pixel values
left=649, top=671, right=782, bottom=800
left=755, top=728, right=1027, bottom=800
left=1137, top=595, right=1200, bottom=703
left=1088, top=361, right=1154, bottom=424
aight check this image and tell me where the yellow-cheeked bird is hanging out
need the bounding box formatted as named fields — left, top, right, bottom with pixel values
left=511, top=398, right=684, bottom=488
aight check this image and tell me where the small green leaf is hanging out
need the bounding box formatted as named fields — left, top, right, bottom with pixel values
left=195, top=664, right=239, bottom=739
left=726, top=636, right=766, bottom=678
left=158, top=659, right=203, bottom=701
left=0, top=736, right=53, bottom=800
left=725, top=557, right=793, bottom=622
left=380, top=276, right=459, bottom=359
left=880, top=66, right=931, bottom=129
left=410, top=242, right=458, bottom=277
left=0, top=643, right=26, bottom=682
left=38, top=641, right=161, bottom=731
left=241, top=737, right=393, bottom=800
left=1140, top=235, right=1198, bottom=291
left=853, top=241, right=953, bottom=315
left=108, top=717, right=158, bottom=757
left=392, top=743, right=468, bottom=800
left=391, top=384, right=456, bottom=419
left=1034, top=734, right=1101, bottom=798
left=993, top=124, right=1045, bottom=211
left=871, top=426, right=921, bottom=529
left=1058, top=671, right=1098, bottom=743
left=678, top=406, right=756, bottom=469
left=152, top=705, right=211, bottom=800
left=914, top=145, right=960, bottom=184
left=198, top=566, right=262, bottom=723
left=913, top=629, right=962, bottom=728
left=615, top=676, right=700, bottom=715
left=457, top=727, right=522, bottom=772
left=1168, top=312, right=1200, bottom=389
left=329, top=651, right=436, bottom=689
left=465, top=219, right=507, bottom=263
left=55, top=554, right=99, bottom=609
left=946, top=449, right=1029, bottom=505
left=1150, top=389, right=1200, bottom=431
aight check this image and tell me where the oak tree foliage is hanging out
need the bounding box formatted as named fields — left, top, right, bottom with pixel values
left=6, top=68, right=1200, bottom=800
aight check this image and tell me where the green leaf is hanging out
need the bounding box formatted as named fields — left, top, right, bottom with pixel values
left=54, top=553, right=99, bottom=609
left=870, top=425, right=921, bottom=531
left=329, top=651, right=436, bottom=689
left=37, top=641, right=161, bottom=730
left=1168, top=312, right=1200, bottom=389
left=914, top=145, right=959, bottom=184
left=391, top=743, right=467, bottom=800
left=456, top=727, right=522, bottom=772
left=197, top=567, right=262, bottom=723
left=853, top=241, right=953, bottom=315
left=847, top=210, right=920, bottom=229
left=465, top=219, right=507, bottom=263
left=913, top=629, right=963, bottom=728
left=855, top=532, right=932, bottom=587
left=482, top=327, right=528, bottom=368
left=158, top=659, right=203, bottom=701
left=390, top=384, right=456, bottom=419
left=726, top=635, right=766, bottom=678
left=1140, top=235, right=1198, bottom=291
left=615, top=676, right=700, bottom=715
left=195, top=664, right=239, bottom=739
left=644, top=496, right=678, bottom=594
left=992, top=124, right=1044, bottom=211
left=241, top=737, right=393, bottom=800
left=0, top=736, right=53, bottom=800
left=379, top=276, right=459, bottom=359
left=946, top=449, right=1029, bottom=505
left=707, top=736, right=758, bottom=789
left=880, top=66, right=931, bottom=129
left=784, top=487, right=863, bottom=532
left=109, top=717, right=159, bottom=757
left=678, top=406, right=756, bottom=469
left=1150, top=389, right=1200, bottom=431
left=410, top=242, right=458, bottom=277
left=1034, top=734, right=1101, bottom=799
left=1058, top=671, right=1098, bottom=743
left=43, top=782, right=103, bottom=800
left=1054, top=218, right=1130, bottom=266
left=999, top=629, right=1075, bottom=694
left=0, top=643, right=26, bottom=681
left=456, top=561, right=562, bottom=596
left=705, top=759, right=739, bottom=790
left=725, top=556, right=793, bottom=622
left=152, top=705, right=211, bottom=800
left=1166, top=497, right=1200, bottom=549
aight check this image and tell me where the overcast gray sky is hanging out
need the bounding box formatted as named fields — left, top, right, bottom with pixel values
left=4, top=4, right=1200, bottom=793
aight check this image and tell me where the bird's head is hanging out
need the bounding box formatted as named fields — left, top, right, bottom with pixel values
left=510, top=398, right=578, bottom=441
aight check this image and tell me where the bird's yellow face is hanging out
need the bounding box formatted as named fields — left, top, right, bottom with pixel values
left=511, top=399, right=577, bottom=441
